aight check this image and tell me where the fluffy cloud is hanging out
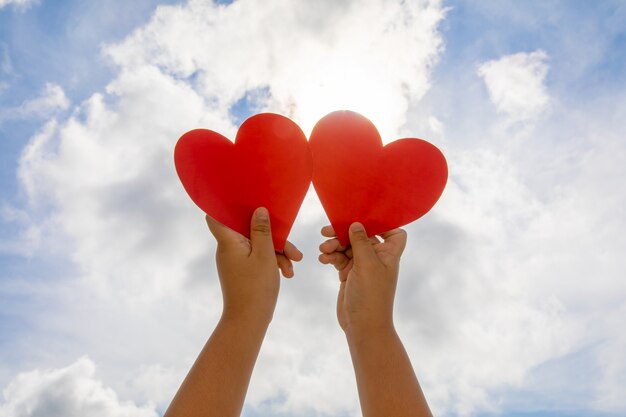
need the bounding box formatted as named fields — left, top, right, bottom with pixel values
left=6, top=0, right=626, bottom=416
left=478, top=50, right=550, bottom=123
left=0, top=357, right=157, bottom=417
left=11, top=0, right=450, bottom=414
left=106, top=0, right=444, bottom=139
left=18, top=83, right=70, bottom=117
left=0, top=83, right=70, bottom=124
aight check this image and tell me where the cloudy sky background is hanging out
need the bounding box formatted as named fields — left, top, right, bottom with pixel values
left=1, top=0, right=625, bottom=416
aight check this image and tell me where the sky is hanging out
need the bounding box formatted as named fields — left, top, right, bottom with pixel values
left=0, top=0, right=625, bottom=416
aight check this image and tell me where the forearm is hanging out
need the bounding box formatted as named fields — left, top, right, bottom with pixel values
left=346, top=326, right=432, bottom=417
left=164, top=314, right=269, bottom=417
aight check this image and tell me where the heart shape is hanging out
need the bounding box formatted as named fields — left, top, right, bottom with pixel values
left=310, top=110, right=448, bottom=246
left=174, top=113, right=311, bottom=251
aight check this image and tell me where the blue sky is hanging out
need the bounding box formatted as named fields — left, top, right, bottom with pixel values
left=0, top=0, right=178, bottom=199
left=1, top=1, right=626, bottom=416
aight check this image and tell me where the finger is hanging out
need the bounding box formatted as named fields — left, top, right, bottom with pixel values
left=321, top=225, right=336, bottom=238
left=283, top=240, right=303, bottom=262
left=338, top=259, right=353, bottom=282
left=379, top=228, right=407, bottom=257
left=319, top=238, right=348, bottom=254
left=205, top=214, right=248, bottom=248
left=348, top=222, right=378, bottom=264
left=250, top=207, right=275, bottom=257
left=276, top=253, right=294, bottom=278
left=342, top=236, right=377, bottom=259
left=379, top=228, right=406, bottom=241
left=319, top=233, right=377, bottom=256
left=319, top=252, right=350, bottom=271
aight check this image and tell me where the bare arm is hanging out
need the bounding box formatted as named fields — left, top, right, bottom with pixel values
left=346, top=326, right=431, bottom=417
left=165, top=314, right=269, bottom=417
left=319, top=222, right=432, bottom=417
left=165, top=207, right=302, bottom=417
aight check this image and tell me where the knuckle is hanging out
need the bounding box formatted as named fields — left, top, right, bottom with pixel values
left=397, top=229, right=408, bottom=247
left=354, top=232, right=370, bottom=244
left=252, top=222, right=271, bottom=235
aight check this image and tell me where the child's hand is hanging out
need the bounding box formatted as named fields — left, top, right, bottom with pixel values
left=318, top=222, right=407, bottom=336
left=206, top=207, right=303, bottom=325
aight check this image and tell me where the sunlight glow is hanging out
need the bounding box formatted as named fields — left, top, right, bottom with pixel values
left=282, top=56, right=409, bottom=142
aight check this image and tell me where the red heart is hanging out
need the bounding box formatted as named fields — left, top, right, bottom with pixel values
left=174, top=113, right=311, bottom=252
left=310, top=111, right=448, bottom=246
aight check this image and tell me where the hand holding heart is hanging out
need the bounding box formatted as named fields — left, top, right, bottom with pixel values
left=206, top=207, right=303, bottom=325
left=175, top=110, right=448, bottom=252
left=319, top=221, right=407, bottom=335
left=171, top=111, right=441, bottom=416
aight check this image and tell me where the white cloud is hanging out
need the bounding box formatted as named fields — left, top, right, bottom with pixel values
left=478, top=50, right=550, bottom=123
left=16, top=0, right=447, bottom=310
left=0, top=83, right=70, bottom=123
left=0, top=357, right=157, bottom=417
left=18, top=83, right=70, bottom=118
left=406, top=55, right=626, bottom=413
left=11, top=1, right=449, bottom=415
left=6, top=1, right=626, bottom=417
left=0, top=0, right=37, bottom=11
left=106, top=0, right=445, bottom=139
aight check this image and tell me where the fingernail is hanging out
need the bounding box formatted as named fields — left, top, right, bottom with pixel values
left=351, top=222, right=364, bottom=232
left=256, top=207, right=269, bottom=221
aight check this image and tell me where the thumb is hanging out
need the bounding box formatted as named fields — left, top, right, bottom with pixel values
left=348, top=222, right=377, bottom=263
left=250, top=207, right=275, bottom=257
